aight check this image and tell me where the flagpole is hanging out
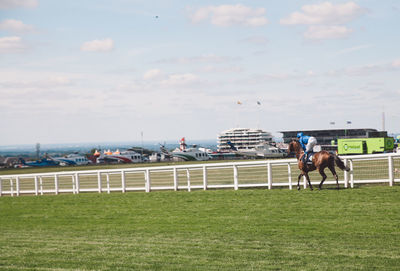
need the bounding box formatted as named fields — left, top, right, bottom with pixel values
left=236, top=101, right=242, bottom=128
left=257, top=101, right=261, bottom=129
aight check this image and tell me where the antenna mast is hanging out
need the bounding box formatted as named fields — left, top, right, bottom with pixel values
left=36, top=143, right=40, bottom=159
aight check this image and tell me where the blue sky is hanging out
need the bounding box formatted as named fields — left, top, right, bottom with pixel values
left=1, top=0, right=399, bottom=145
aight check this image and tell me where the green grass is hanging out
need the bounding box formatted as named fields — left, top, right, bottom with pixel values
left=1, top=186, right=399, bottom=270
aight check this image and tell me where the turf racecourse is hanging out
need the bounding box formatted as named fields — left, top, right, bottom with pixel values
left=0, top=186, right=399, bottom=270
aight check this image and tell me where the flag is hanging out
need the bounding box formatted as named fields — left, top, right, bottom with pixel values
left=346, top=121, right=352, bottom=124
left=237, top=101, right=242, bottom=105
left=257, top=101, right=261, bottom=105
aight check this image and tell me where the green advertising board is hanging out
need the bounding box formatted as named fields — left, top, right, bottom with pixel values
left=337, top=137, right=394, bottom=155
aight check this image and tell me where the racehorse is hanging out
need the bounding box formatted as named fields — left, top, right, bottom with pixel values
left=288, top=140, right=350, bottom=190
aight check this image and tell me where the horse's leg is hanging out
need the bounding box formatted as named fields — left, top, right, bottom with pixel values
left=328, top=164, right=339, bottom=189
left=318, top=167, right=327, bottom=190
left=304, top=172, right=313, bottom=191
left=297, top=173, right=303, bottom=190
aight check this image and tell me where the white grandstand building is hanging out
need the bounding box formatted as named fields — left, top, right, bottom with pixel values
left=217, top=128, right=273, bottom=152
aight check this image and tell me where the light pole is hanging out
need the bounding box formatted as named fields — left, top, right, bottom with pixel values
left=141, top=131, right=144, bottom=158
left=329, top=122, right=336, bottom=145
left=345, top=121, right=352, bottom=138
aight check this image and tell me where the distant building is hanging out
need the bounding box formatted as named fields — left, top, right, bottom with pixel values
left=218, top=128, right=273, bottom=152
left=280, top=128, right=387, bottom=146
left=0, top=156, right=19, bottom=168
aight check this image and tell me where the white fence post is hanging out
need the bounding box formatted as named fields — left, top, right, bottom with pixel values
left=97, top=171, right=102, bottom=193
left=54, top=174, right=59, bottom=195
left=173, top=167, right=178, bottom=191
left=203, top=166, right=208, bottom=190
left=121, top=171, right=126, bottom=193
left=350, top=160, right=354, bottom=188
left=388, top=155, right=394, bottom=187
left=16, top=177, right=20, bottom=196
left=10, top=179, right=14, bottom=197
left=75, top=173, right=80, bottom=194
left=39, top=177, right=43, bottom=195
left=288, top=163, right=292, bottom=190
left=267, top=163, right=272, bottom=190
left=303, top=175, right=307, bottom=189
left=145, top=169, right=151, bottom=192
left=186, top=169, right=191, bottom=192
left=0, top=178, right=2, bottom=197
left=106, top=173, right=110, bottom=194
left=34, top=176, right=38, bottom=196
left=233, top=165, right=239, bottom=190
left=71, top=175, right=76, bottom=194
left=344, top=158, right=349, bottom=188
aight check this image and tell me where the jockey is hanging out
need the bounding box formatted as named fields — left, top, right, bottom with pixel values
left=297, top=132, right=317, bottom=165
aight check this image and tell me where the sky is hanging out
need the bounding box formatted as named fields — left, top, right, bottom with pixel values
left=1, top=0, right=400, bottom=145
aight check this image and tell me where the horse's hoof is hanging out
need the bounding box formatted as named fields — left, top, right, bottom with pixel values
left=297, top=187, right=300, bottom=191
left=310, top=187, right=313, bottom=191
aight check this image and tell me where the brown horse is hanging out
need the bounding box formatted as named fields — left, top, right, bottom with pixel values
left=288, top=140, right=350, bottom=190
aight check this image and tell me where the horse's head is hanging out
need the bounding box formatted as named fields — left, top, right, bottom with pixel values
left=288, top=140, right=301, bottom=155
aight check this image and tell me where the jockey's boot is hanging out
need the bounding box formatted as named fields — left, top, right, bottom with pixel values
left=306, top=151, right=314, bottom=167
left=305, top=152, right=310, bottom=163
left=302, top=153, right=308, bottom=170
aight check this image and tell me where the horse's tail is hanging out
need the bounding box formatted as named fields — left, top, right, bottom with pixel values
left=334, top=154, right=350, bottom=171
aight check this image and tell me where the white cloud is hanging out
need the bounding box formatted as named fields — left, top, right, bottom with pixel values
left=156, top=54, right=239, bottom=64
left=304, top=25, right=353, bottom=40
left=280, top=1, right=365, bottom=25
left=0, top=0, right=38, bottom=9
left=0, top=71, right=79, bottom=119
left=333, top=44, right=373, bottom=56
left=325, top=61, right=399, bottom=77
left=280, top=2, right=365, bottom=40
left=47, top=76, right=72, bottom=86
left=235, top=72, right=298, bottom=85
left=143, top=69, right=162, bottom=80
left=198, top=65, right=243, bottom=73
left=240, top=35, right=269, bottom=45
left=0, top=19, right=34, bottom=33
left=161, top=73, right=198, bottom=87
left=189, top=4, right=268, bottom=27
left=0, top=74, right=73, bottom=89
left=80, top=38, right=114, bottom=52
left=392, top=59, right=400, bottom=68
left=0, top=36, right=26, bottom=53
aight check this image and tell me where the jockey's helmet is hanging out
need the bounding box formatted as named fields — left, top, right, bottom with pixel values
left=297, top=132, right=303, bottom=138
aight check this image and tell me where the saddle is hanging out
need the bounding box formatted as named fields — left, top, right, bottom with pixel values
left=302, top=153, right=314, bottom=165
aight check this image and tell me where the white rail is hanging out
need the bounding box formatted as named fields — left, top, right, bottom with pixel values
left=0, top=153, right=399, bottom=197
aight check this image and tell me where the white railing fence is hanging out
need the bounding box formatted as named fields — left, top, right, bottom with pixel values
left=0, top=153, right=399, bottom=197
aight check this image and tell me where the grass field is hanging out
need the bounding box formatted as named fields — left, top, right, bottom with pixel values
left=1, top=186, right=399, bottom=270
